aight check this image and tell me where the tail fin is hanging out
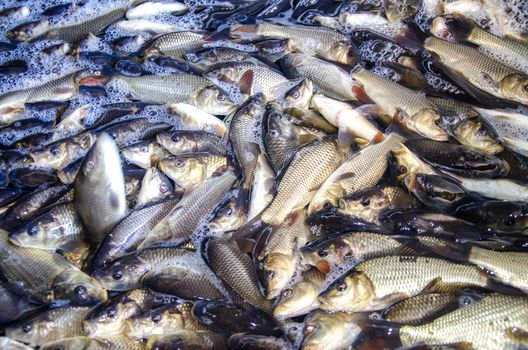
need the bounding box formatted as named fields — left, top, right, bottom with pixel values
left=229, top=213, right=269, bottom=243
left=444, top=15, right=477, bottom=42
left=229, top=24, right=260, bottom=40
left=355, top=318, right=402, bottom=350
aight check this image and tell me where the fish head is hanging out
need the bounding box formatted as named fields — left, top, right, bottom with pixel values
left=338, top=188, right=390, bottom=221
left=52, top=269, right=107, bottom=306
left=411, top=109, right=449, bottom=141
left=328, top=41, right=358, bottom=65
left=455, top=119, right=503, bottom=153
left=78, top=132, right=120, bottom=180
left=158, top=156, right=202, bottom=190
left=157, top=131, right=196, bottom=154
left=409, top=173, right=467, bottom=206
left=121, top=141, right=155, bottom=168
left=208, top=197, right=245, bottom=233
left=124, top=306, right=183, bottom=338
left=9, top=213, right=62, bottom=248
left=258, top=253, right=296, bottom=300
left=92, top=254, right=148, bottom=291
left=29, top=142, right=69, bottom=169
left=301, top=311, right=350, bottom=350
left=307, top=184, right=341, bottom=216
left=195, top=85, right=237, bottom=115
left=391, top=143, right=432, bottom=183
left=318, top=272, right=374, bottom=312
left=6, top=315, right=53, bottom=346
left=7, top=20, right=49, bottom=42
left=274, top=281, right=320, bottom=319
left=75, top=68, right=113, bottom=87
left=140, top=168, right=173, bottom=200
left=282, top=79, right=314, bottom=109
left=500, top=74, right=528, bottom=104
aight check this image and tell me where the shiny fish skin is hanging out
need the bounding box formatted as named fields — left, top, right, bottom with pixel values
left=39, top=335, right=146, bottom=350
left=156, top=130, right=225, bottom=156
left=141, top=31, right=207, bottom=59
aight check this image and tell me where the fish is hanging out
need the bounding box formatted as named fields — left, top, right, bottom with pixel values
left=301, top=311, right=364, bottom=350
left=30, top=131, right=96, bottom=170
left=126, top=1, right=188, bottom=19
left=147, top=330, right=228, bottom=349
left=474, top=107, right=528, bottom=157
left=308, top=133, right=403, bottom=215
left=228, top=333, right=291, bottom=350
left=280, top=53, right=362, bottom=102
left=405, top=138, right=506, bottom=177
left=228, top=94, right=266, bottom=204
left=318, top=255, right=491, bottom=313
left=115, top=19, right=177, bottom=34
left=301, top=231, right=413, bottom=274
left=351, top=67, right=449, bottom=141
left=5, top=306, right=92, bottom=346
left=0, top=184, right=71, bottom=231
left=383, top=292, right=477, bottom=326
left=337, top=186, right=421, bottom=224
left=0, top=337, right=33, bottom=350
left=8, top=202, right=88, bottom=268
left=256, top=209, right=313, bottom=299
left=141, top=260, right=223, bottom=300
left=230, top=22, right=356, bottom=65
left=124, top=303, right=206, bottom=338
left=284, top=107, right=338, bottom=134
left=101, top=118, right=172, bottom=147
left=0, top=119, right=55, bottom=147
left=74, top=133, right=128, bottom=248
left=0, top=284, right=44, bottom=324
left=91, top=197, right=179, bottom=270
left=311, top=93, right=383, bottom=145
left=247, top=153, right=275, bottom=221
left=83, top=288, right=158, bottom=336
left=207, top=196, right=246, bottom=233
left=138, top=169, right=237, bottom=248
left=121, top=141, right=170, bottom=169
left=282, top=79, right=313, bottom=109
left=273, top=268, right=325, bottom=319
left=116, top=74, right=236, bottom=115
left=134, top=167, right=175, bottom=208
left=168, top=103, right=228, bottom=137
left=158, top=153, right=227, bottom=193
left=92, top=246, right=195, bottom=291
left=52, top=105, right=91, bottom=140
left=9, top=167, right=58, bottom=190
left=0, top=6, right=30, bottom=20
left=192, top=299, right=281, bottom=336
left=0, top=229, right=107, bottom=306
left=442, top=15, right=528, bottom=75
left=141, top=31, right=207, bottom=59
left=396, top=294, right=528, bottom=349
left=39, top=335, right=146, bottom=350
left=454, top=201, right=528, bottom=233
left=424, top=37, right=528, bottom=105
left=203, top=238, right=273, bottom=313
left=156, top=130, right=225, bottom=156
left=263, top=102, right=322, bottom=173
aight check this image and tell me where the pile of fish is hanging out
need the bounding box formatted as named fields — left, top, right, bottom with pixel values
left=1, top=0, right=528, bottom=349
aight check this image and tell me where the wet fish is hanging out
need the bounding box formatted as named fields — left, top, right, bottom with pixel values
left=126, top=1, right=188, bottom=19
left=455, top=201, right=528, bottom=233
left=156, top=130, right=225, bottom=156
left=39, top=335, right=146, bottom=350
left=141, top=31, right=207, bottom=59
left=0, top=284, right=44, bottom=324
left=158, top=153, right=227, bottom=193
left=6, top=306, right=92, bottom=346
left=308, top=133, right=402, bottom=215
left=52, top=105, right=91, bottom=140
left=231, top=22, right=356, bottom=65
left=0, top=337, right=33, bottom=350
left=228, top=333, right=291, bottom=350
left=147, top=330, right=228, bottom=350
left=75, top=133, right=128, bottom=248
left=301, top=310, right=363, bottom=350
left=247, top=153, right=275, bottom=221
left=0, top=229, right=107, bottom=306
left=284, top=107, right=337, bottom=134
left=280, top=53, right=362, bottom=102
left=101, top=118, right=172, bottom=147
left=207, top=196, right=246, bottom=233
left=318, top=255, right=490, bottom=312
left=168, top=103, right=227, bottom=136
left=138, top=170, right=236, bottom=248
left=122, top=141, right=169, bottom=169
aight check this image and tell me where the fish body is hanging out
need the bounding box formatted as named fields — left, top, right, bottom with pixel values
left=156, top=130, right=225, bottom=156
left=135, top=168, right=175, bottom=208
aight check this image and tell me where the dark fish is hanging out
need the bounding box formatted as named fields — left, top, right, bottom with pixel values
left=0, top=188, right=24, bottom=207
left=455, top=201, right=528, bottom=233
left=9, top=167, right=58, bottom=189
left=0, top=119, right=54, bottom=147
left=192, top=300, right=281, bottom=336
left=0, top=60, right=28, bottom=75
left=101, top=118, right=172, bottom=147
left=0, top=284, right=44, bottom=324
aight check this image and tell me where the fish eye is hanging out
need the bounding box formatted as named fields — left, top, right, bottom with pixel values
left=171, top=135, right=181, bottom=142
left=290, top=90, right=300, bottom=99
left=336, top=282, right=347, bottom=292
left=175, top=160, right=185, bottom=168
left=106, top=308, right=117, bottom=318
left=225, top=209, right=233, bottom=217
left=360, top=198, right=370, bottom=207
left=317, top=247, right=328, bottom=257
left=323, top=201, right=332, bottom=209
left=139, top=146, right=148, bottom=153
left=338, top=200, right=345, bottom=209
left=151, top=314, right=162, bottom=323
left=159, top=184, right=168, bottom=194
left=266, top=270, right=275, bottom=279
left=112, top=270, right=123, bottom=280
left=305, top=324, right=315, bottom=334
left=523, top=84, right=528, bottom=92
left=504, top=218, right=516, bottom=226
left=79, top=117, right=86, bottom=125
left=74, top=285, right=87, bottom=295
left=398, top=165, right=407, bottom=174
left=282, top=288, right=293, bottom=298
left=434, top=119, right=441, bottom=127
left=217, top=93, right=226, bottom=101
left=22, top=323, right=32, bottom=333
left=28, top=225, right=38, bottom=236
left=50, top=146, right=61, bottom=156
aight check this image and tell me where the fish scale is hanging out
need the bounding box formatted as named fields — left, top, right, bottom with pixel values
left=261, top=137, right=344, bottom=226
left=144, top=31, right=206, bottom=57
left=399, top=294, right=528, bottom=349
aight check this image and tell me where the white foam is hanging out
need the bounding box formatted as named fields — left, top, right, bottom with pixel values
left=358, top=39, right=404, bottom=64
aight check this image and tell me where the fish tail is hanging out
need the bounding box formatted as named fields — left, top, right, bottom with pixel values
left=229, top=213, right=268, bottom=243
left=202, top=28, right=232, bottom=42
left=394, top=22, right=425, bottom=50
